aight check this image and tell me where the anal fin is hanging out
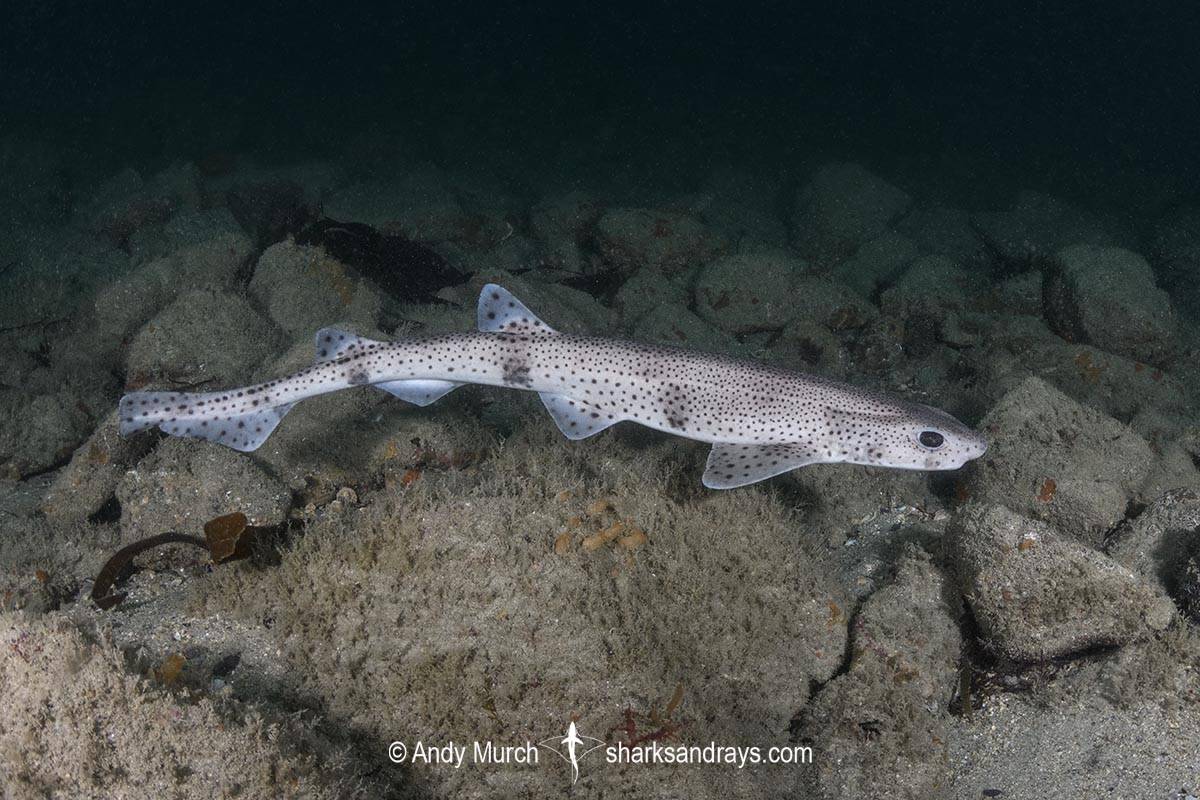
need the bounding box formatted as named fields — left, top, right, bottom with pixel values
left=375, top=379, right=463, bottom=406
left=539, top=392, right=621, bottom=440
left=702, top=442, right=825, bottom=489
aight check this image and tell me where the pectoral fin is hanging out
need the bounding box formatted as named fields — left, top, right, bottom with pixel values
left=702, top=442, right=825, bottom=489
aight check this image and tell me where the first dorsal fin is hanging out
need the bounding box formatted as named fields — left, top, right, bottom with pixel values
left=477, top=284, right=557, bottom=335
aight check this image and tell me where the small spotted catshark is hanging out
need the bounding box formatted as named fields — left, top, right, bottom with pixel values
left=119, top=284, right=987, bottom=488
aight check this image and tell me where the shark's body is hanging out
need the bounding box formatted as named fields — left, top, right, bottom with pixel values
left=119, top=284, right=987, bottom=488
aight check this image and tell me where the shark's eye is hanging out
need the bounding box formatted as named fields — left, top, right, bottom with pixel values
left=918, top=431, right=945, bottom=449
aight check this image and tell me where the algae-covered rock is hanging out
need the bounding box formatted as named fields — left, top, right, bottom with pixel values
left=966, top=316, right=1189, bottom=440
left=1149, top=204, right=1200, bottom=317
left=593, top=207, right=728, bottom=276
left=116, top=437, right=292, bottom=536
left=962, top=377, right=1153, bottom=545
left=199, top=432, right=848, bottom=797
left=0, top=612, right=371, bottom=798
left=1042, top=244, right=1179, bottom=365
left=800, top=548, right=960, bottom=800
left=693, top=250, right=808, bottom=333
left=42, top=409, right=155, bottom=525
left=0, top=388, right=95, bottom=479
left=788, top=276, right=877, bottom=332
left=250, top=239, right=383, bottom=337
left=895, top=204, right=986, bottom=265
left=789, top=162, right=911, bottom=265
left=529, top=189, right=603, bottom=274
left=947, top=504, right=1173, bottom=662
left=125, top=289, right=285, bottom=387
left=970, top=190, right=1113, bottom=268
left=463, top=270, right=616, bottom=335
left=248, top=331, right=496, bottom=497
left=829, top=230, right=919, bottom=297
left=613, top=266, right=691, bottom=329
left=127, top=206, right=244, bottom=265
left=1107, top=488, right=1200, bottom=603
left=323, top=166, right=460, bottom=233
left=633, top=303, right=741, bottom=353
left=878, top=255, right=974, bottom=345
left=64, top=231, right=255, bottom=376
left=763, top=319, right=850, bottom=378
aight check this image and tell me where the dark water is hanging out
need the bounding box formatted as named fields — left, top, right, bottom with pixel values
left=5, top=2, right=1198, bottom=204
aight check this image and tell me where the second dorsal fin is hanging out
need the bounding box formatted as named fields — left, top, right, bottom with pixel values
left=477, top=284, right=557, bottom=335
left=314, top=327, right=379, bottom=363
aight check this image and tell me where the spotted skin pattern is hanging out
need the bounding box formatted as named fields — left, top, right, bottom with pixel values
left=118, top=284, right=988, bottom=489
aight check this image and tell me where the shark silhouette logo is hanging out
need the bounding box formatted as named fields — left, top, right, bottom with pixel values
left=538, top=721, right=606, bottom=785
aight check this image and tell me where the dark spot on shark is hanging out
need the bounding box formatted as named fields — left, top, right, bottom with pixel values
left=347, top=368, right=370, bottom=386
left=502, top=360, right=532, bottom=387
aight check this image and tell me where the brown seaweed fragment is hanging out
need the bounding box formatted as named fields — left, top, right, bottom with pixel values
left=91, top=532, right=207, bottom=609
left=92, top=512, right=277, bottom=609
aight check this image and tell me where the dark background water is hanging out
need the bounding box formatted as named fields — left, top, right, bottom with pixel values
left=4, top=1, right=1198, bottom=206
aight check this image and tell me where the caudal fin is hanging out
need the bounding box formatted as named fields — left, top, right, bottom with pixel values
left=118, top=390, right=295, bottom=452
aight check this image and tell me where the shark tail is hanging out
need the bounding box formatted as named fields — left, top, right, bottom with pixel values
left=118, top=389, right=297, bottom=452
left=116, top=283, right=542, bottom=452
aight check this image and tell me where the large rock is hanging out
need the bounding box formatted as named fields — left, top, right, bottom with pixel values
left=613, top=267, right=690, bottom=328
left=962, top=377, right=1154, bottom=545
left=790, top=163, right=911, bottom=265
left=323, top=165, right=459, bottom=234
left=225, top=178, right=310, bottom=246
left=1149, top=205, right=1200, bottom=317
left=764, top=319, right=851, bottom=378
left=693, top=167, right=789, bottom=247
left=199, top=441, right=849, bottom=797
left=529, top=190, right=603, bottom=274
left=41, top=410, right=156, bottom=524
left=463, top=271, right=616, bottom=336
left=947, top=504, right=1174, bottom=661
left=247, top=332, right=496, bottom=496
left=1043, top=244, right=1179, bottom=365
left=632, top=303, right=741, bottom=353
left=0, top=389, right=95, bottom=479
left=0, top=613, right=365, bottom=798
left=249, top=239, right=383, bottom=338
left=895, top=205, right=987, bottom=265
left=116, top=437, right=292, bottom=536
left=970, top=190, right=1113, bottom=269
left=60, top=231, right=255, bottom=376
left=800, top=549, right=960, bottom=800
left=788, top=276, right=877, bottom=332
left=127, top=207, right=244, bottom=265
left=693, top=250, right=809, bottom=333
left=80, top=164, right=203, bottom=246
left=1107, top=488, right=1200, bottom=604
left=9, top=227, right=130, bottom=324
left=828, top=231, right=919, bottom=297
left=592, top=207, right=728, bottom=276
left=966, top=316, right=1190, bottom=443
left=878, top=255, right=974, bottom=335
left=125, top=289, right=285, bottom=387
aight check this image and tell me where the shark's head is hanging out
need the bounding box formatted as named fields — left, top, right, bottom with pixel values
left=838, top=401, right=988, bottom=471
